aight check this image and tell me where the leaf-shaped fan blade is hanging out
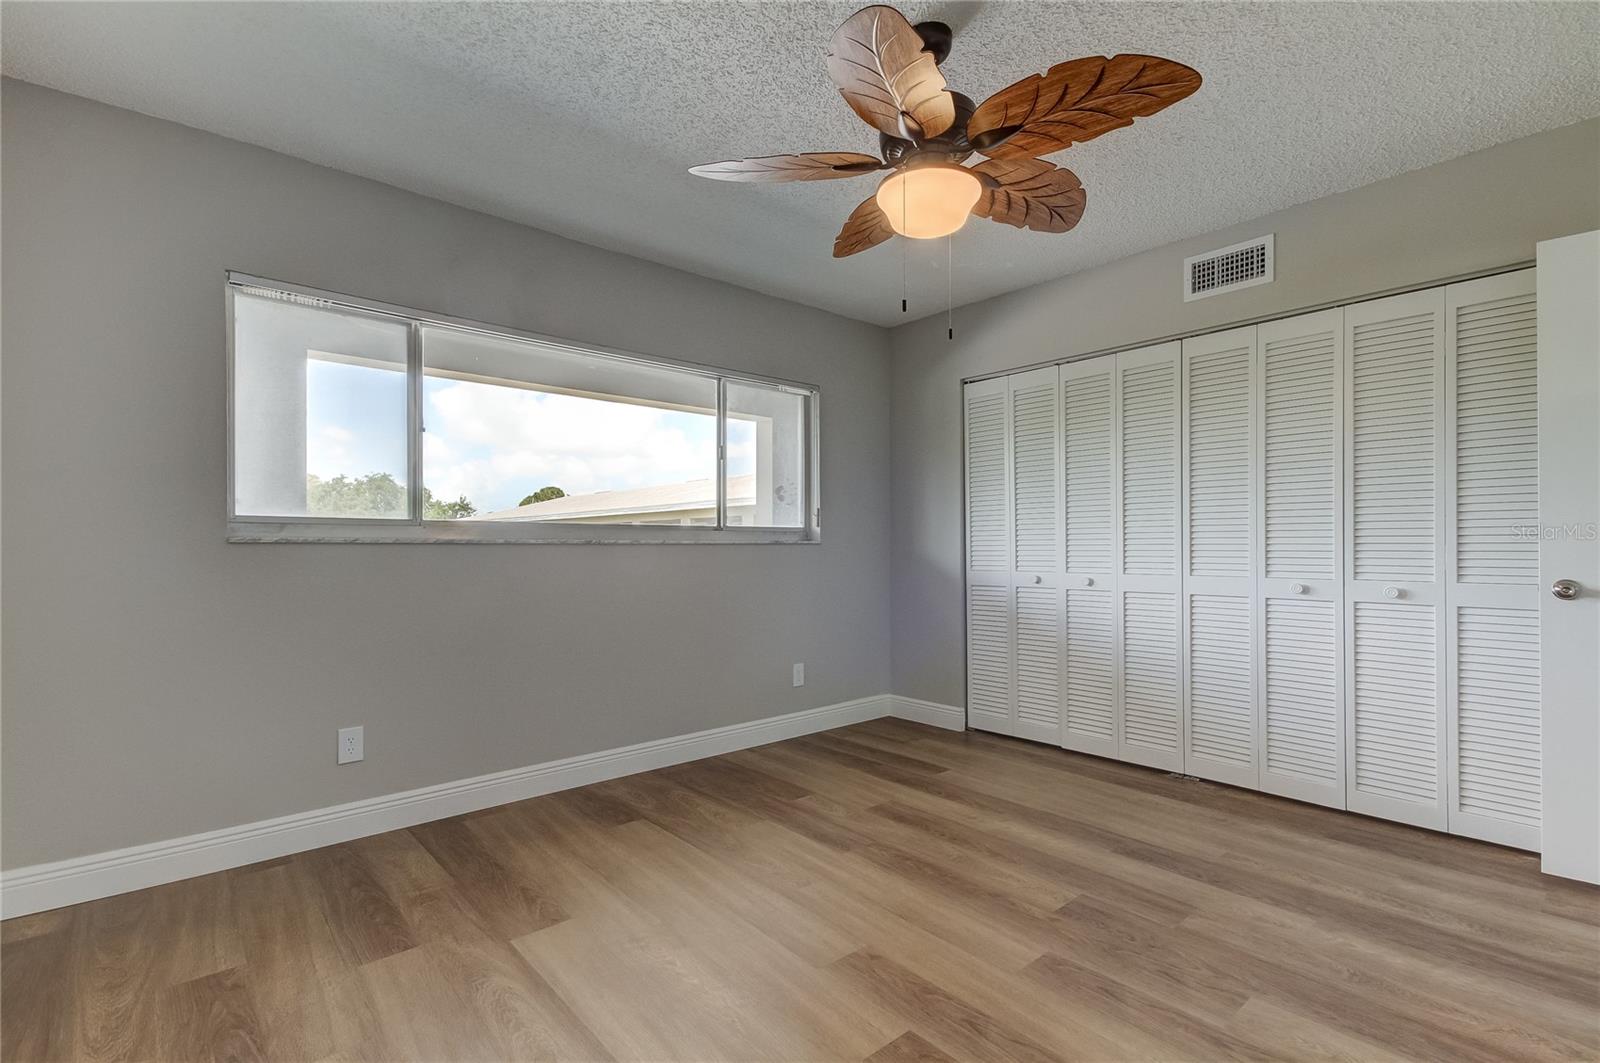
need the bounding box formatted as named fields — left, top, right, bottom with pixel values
left=969, top=54, right=1201, bottom=159
left=971, top=159, right=1086, bottom=233
left=826, top=6, right=955, bottom=141
left=689, top=152, right=885, bottom=183
left=833, top=195, right=895, bottom=258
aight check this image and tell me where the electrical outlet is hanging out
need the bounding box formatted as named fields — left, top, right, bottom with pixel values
left=338, top=726, right=364, bottom=765
left=792, top=663, right=805, bottom=687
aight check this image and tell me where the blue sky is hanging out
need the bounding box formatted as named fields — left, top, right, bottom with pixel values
left=306, top=360, right=754, bottom=514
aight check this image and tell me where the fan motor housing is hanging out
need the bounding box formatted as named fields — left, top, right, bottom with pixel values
left=881, top=91, right=976, bottom=167
left=913, top=21, right=953, bottom=65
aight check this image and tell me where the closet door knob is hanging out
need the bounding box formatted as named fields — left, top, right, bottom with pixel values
left=1033, top=575, right=1043, bottom=585
left=1383, top=585, right=1403, bottom=600
left=1552, top=579, right=1580, bottom=601
left=1291, top=583, right=1307, bottom=594
left=1083, top=577, right=1094, bottom=587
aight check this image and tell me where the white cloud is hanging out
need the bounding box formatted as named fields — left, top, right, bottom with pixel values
left=422, top=381, right=717, bottom=511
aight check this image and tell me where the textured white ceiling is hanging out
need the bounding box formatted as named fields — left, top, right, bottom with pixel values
left=5, top=2, right=1598, bottom=326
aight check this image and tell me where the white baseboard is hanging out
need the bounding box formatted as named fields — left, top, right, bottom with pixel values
left=0, top=694, right=895, bottom=919
left=889, top=695, right=966, bottom=731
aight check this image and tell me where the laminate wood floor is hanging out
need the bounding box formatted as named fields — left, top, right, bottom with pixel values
left=4, top=719, right=1598, bottom=1062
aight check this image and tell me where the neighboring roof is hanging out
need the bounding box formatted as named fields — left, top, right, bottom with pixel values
left=481, top=473, right=756, bottom=522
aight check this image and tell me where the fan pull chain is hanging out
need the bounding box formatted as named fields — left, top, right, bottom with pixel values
left=900, top=238, right=907, bottom=315
left=947, top=234, right=954, bottom=340
left=900, top=179, right=908, bottom=314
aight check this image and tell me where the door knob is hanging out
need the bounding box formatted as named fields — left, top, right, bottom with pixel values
left=1083, top=577, right=1094, bottom=587
left=1383, top=586, right=1403, bottom=600
left=1033, top=575, right=1043, bottom=585
left=1552, top=579, right=1580, bottom=601
left=1290, top=583, right=1307, bottom=595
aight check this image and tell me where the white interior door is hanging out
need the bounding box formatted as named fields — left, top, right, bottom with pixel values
left=1445, top=268, right=1542, bottom=850
left=1257, top=308, right=1346, bottom=808
left=1182, top=326, right=1260, bottom=788
left=1008, top=367, right=1064, bottom=745
left=1060, top=356, right=1120, bottom=757
left=1537, top=231, right=1600, bottom=884
left=1116, top=342, right=1186, bottom=771
left=964, top=378, right=1013, bottom=735
left=1344, top=288, right=1449, bottom=829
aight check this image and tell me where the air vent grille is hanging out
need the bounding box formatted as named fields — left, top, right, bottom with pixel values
left=1184, top=235, right=1274, bottom=301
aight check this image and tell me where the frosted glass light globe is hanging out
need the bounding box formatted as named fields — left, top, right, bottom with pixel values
left=875, top=164, right=982, bottom=240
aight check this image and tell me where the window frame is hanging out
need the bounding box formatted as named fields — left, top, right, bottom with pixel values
left=225, top=272, right=821, bottom=544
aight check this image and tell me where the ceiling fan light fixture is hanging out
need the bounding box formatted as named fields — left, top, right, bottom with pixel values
left=875, top=164, right=982, bottom=240
left=690, top=5, right=1202, bottom=264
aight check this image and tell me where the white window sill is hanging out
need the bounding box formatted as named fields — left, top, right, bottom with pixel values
left=226, top=520, right=818, bottom=545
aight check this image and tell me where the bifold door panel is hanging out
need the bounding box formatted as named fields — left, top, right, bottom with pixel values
left=1344, top=288, right=1449, bottom=830
left=1444, top=270, right=1541, bottom=850
left=962, top=267, right=1539, bottom=850
left=1117, top=343, right=1185, bottom=771
left=1258, top=308, right=1345, bottom=808
left=1060, top=358, right=1120, bottom=757
left=964, top=378, right=1012, bottom=735
left=1183, top=326, right=1259, bottom=789
left=1009, top=368, right=1064, bottom=745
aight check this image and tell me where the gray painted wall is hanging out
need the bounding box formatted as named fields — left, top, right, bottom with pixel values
left=0, top=81, right=893, bottom=869
left=889, top=118, right=1600, bottom=708
left=6, top=77, right=1596, bottom=868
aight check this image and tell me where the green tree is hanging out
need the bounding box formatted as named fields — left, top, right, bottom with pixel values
left=423, top=489, right=476, bottom=520
left=306, top=472, right=407, bottom=518
left=305, top=473, right=476, bottom=520
left=517, top=485, right=566, bottom=507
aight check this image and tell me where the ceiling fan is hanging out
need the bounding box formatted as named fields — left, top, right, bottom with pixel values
left=690, top=4, right=1202, bottom=258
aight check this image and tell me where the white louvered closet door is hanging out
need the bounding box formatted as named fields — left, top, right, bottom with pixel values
left=1060, top=356, right=1120, bottom=758
left=1445, top=269, right=1540, bottom=850
left=1008, top=367, right=1065, bottom=745
left=1344, top=289, right=1448, bottom=830
left=1182, top=327, right=1260, bottom=788
left=1257, top=309, right=1346, bottom=809
left=1116, top=342, right=1186, bottom=772
left=964, top=378, right=1013, bottom=735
